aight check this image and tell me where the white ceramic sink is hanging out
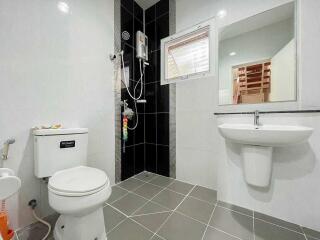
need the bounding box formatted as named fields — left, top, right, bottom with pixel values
left=218, top=123, right=313, bottom=187
left=218, top=124, right=313, bottom=147
left=0, top=168, right=21, bottom=200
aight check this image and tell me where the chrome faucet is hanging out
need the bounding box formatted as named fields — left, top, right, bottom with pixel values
left=254, top=110, right=260, bottom=129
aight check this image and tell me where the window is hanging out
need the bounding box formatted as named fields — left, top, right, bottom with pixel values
left=161, top=19, right=215, bottom=85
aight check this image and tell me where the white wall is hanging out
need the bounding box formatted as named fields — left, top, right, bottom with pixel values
left=0, top=0, right=115, bottom=230
left=176, top=0, right=320, bottom=231
left=270, top=39, right=296, bottom=101
left=219, top=19, right=294, bottom=104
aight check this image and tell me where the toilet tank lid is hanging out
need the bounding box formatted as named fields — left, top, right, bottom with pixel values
left=33, top=128, right=88, bottom=136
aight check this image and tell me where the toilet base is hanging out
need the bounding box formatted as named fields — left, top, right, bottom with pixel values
left=54, top=207, right=107, bottom=240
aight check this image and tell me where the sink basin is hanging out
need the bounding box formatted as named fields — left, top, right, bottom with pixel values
left=218, top=124, right=313, bottom=187
left=218, top=124, right=313, bottom=147
left=0, top=168, right=21, bottom=200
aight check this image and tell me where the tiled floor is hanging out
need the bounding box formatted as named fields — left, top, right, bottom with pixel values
left=16, top=172, right=320, bottom=240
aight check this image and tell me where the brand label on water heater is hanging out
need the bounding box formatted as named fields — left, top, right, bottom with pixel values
left=60, top=140, right=75, bottom=148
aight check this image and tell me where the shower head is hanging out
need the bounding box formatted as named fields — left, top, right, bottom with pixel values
left=5, top=138, right=15, bottom=145
left=122, top=31, right=131, bottom=41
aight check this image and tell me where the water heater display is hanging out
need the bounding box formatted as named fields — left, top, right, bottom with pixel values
left=136, top=31, right=148, bottom=61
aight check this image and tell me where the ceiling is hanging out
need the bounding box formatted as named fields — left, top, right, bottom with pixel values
left=135, top=0, right=160, bottom=10
left=220, top=2, right=295, bottom=41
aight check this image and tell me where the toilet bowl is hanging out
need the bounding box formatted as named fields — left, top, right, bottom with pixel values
left=48, top=166, right=111, bottom=240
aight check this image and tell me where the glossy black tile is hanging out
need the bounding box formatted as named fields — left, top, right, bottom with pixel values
left=145, top=51, right=157, bottom=83
left=134, top=114, right=144, bottom=144
left=146, top=21, right=156, bottom=52
left=145, top=83, right=157, bottom=113
left=157, top=84, right=169, bottom=112
left=145, top=114, right=157, bottom=143
left=121, top=43, right=134, bottom=81
left=121, top=146, right=135, bottom=180
left=121, top=0, right=134, bottom=14
left=156, top=0, right=169, bottom=18
left=135, top=144, right=145, bottom=174
left=157, top=113, right=169, bottom=145
left=121, top=6, right=134, bottom=47
left=157, top=145, right=169, bottom=176
left=145, top=5, right=156, bottom=24
left=134, top=2, right=143, bottom=22
left=146, top=144, right=157, bottom=173
left=156, top=13, right=169, bottom=50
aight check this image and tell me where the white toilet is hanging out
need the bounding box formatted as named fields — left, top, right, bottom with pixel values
left=33, top=128, right=111, bottom=240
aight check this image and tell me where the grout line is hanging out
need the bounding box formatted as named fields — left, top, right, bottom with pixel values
left=106, top=217, right=127, bottom=235
left=130, top=210, right=172, bottom=218
left=253, top=211, right=256, bottom=240
left=254, top=217, right=306, bottom=236
left=207, top=226, right=244, bottom=240
left=201, top=202, right=217, bottom=240
left=216, top=205, right=253, bottom=218
left=106, top=203, right=130, bottom=218
left=149, top=185, right=197, bottom=240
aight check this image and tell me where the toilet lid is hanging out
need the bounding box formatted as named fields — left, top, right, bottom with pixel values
left=48, top=166, right=109, bottom=195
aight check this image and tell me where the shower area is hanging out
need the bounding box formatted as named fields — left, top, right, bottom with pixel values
left=114, top=0, right=175, bottom=181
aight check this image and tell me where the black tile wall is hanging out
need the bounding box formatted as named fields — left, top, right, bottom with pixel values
left=157, top=145, right=170, bottom=177
left=144, top=0, right=170, bottom=176
left=121, top=146, right=135, bottom=180
left=134, top=144, right=145, bottom=174
left=156, top=14, right=169, bottom=49
left=145, top=114, right=157, bottom=143
left=121, top=0, right=145, bottom=180
left=145, top=5, right=156, bottom=24
left=145, top=143, right=157, bottom=173
left=156, top=0, right=169, bottom=18
left=121, top=0, right=170, bottom=180
left=134, top=1, right=143, bottom=22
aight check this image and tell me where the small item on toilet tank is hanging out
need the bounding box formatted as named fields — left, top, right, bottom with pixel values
left=32, top=124, right=62, bottom=130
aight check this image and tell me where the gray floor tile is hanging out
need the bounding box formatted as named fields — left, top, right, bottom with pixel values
left=107, top=218, right=153, bottom=240
left=255, top=219, right=306, bottom=240
left=303, top=227, right=320, bottom=239
left=133, top=183, right=163, bottom=199
left=111, top=192, right=147, bottom=216
left=134, top=172, right=158, bottom=182
left=149, top=175, right=175, bottom=188
left=209, top=206, right=253, bottom=240
left=17, top=222, right=51, bottom=240
left=166, top=180, right=194, bottom=195
left=176, top=196, right=215, bottom=224
left=107, top=185, right=128, bottom=203
left=103, top=205, right=126, bottom=233
left=152, top=189, right=185, bottom=210
left=117, top=178, right=145, bottom=191
left=151, top=235, right=165, bottom=240
left=218, top=201, right=253, bottom=217
left=255, top=211, right=303, bottom=233
left=133, top=201, right=171, bottom=215
left=158, top=212, right=206, bottom=240
left=189, top=186, right=217, bottom=204
left=131, top=212, right=171, bottom=232
left=203, top=227, right=240, bottom=240
left=307, top=237, right=319, bottom=240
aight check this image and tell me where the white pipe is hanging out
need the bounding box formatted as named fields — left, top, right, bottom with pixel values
left=32, top=210, right=51, bottom=240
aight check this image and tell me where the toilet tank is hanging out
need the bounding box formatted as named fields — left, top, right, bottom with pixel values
left=33, top=128, right=89, bottom=178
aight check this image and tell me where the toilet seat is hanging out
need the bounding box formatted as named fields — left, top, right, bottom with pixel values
left=48, top=166, right=109, bottom=197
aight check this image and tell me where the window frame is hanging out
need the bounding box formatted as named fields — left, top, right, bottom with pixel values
left=161, top=18, right=216, bottom=85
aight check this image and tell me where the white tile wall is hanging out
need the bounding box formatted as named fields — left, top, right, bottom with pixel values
left=0, top=0, right=115, bottom=230
left=176, top=0, right=320, bottom=231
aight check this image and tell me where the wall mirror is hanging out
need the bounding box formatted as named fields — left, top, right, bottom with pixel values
left=218, top=1, right=296, bottom=105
